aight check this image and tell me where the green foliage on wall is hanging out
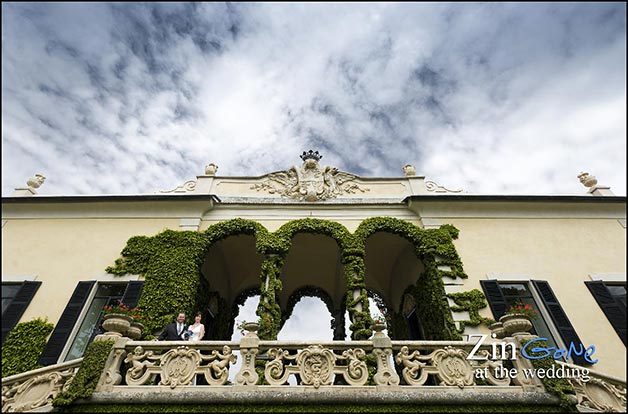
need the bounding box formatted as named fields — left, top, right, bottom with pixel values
left=106, top=217, right=469, bottom=341
left=447, top=289, right=491, bottom=333
left=520, top=338, right=577, bottom=412
left=53, top=339, right=116, bottom=408
left=1, top=317, right=54, bottom=377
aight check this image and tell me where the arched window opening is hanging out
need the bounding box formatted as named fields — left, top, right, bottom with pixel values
left=278, top=296, right=333, bottom=341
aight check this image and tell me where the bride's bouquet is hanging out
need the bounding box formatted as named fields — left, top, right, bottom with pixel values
left=181, top=329, right=193, bottom=340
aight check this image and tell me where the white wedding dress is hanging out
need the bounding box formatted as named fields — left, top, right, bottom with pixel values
left=188, top=324, right=204, bottom=342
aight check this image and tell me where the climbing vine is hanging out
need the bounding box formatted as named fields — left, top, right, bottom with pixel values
left=447, top=289, right=491, bottom=334
left=520, top=338, right=577, bottom=412
left=2, top=317, right=54, bottom=377
left=53, top=339, right=115, bottom=408
left=106, top=217, right=474, bottom=342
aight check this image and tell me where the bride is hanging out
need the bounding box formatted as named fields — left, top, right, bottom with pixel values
left=188, top=312, right=205, bottom=341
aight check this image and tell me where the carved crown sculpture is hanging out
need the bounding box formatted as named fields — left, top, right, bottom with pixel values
left=251, top=150, right=369, bottom=201
left=300, top=150, right=322, bottom=162
left=577, top=172, right=598, bottom=188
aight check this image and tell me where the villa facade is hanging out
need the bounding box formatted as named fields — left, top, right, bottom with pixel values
left=2, top=152, right=626, bottom=412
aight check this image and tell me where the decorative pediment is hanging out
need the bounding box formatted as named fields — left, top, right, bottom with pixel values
left=251, top=150, right=369, bottom=201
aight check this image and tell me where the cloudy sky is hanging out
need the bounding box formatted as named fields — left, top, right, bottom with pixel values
left=2, top=2, right=625, bottom=197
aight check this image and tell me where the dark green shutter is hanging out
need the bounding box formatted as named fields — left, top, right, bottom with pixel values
left=480, top=280, right=508, bottom=320
left=37, top=281, right=95, bottom=366
left=585, top=281, right=626, bottom=345
left=532, top=280, right=587, bottom=365
left=1, top=281, right=42, bottom=345
left=121, top=281, right=144, bottom=308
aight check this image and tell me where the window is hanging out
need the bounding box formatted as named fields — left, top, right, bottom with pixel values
left=498, top=282, right=559, bottom=350
left=585, top=280, right=626, bottom=345
left=481, top=278, right=587, bottom=365
left=38, top=280, right=144, bottom=366
left=63, top=284, right=127, bottom=361
left=2, top=283, right=22, bottom=314
left=1, top=281, right=42, bottom=345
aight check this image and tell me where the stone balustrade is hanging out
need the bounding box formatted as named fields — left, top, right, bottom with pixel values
left=97, top=327, right=543, bottom=392
left=1, top=358, right=83, bottom=412
left=3, top=326, right=626, bottom=412
left=558, top=360, right=626, bottom=412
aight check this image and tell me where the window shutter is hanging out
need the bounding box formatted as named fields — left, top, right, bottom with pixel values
left=480, top=280, right=508, bottom=320
left=121, top=281, right=144, bottom=308
left=1, top=281, right=42, bottom=345
left=37, top=281, right=95, bottom=366
left=532, top=280, right=587, bottom=365
left=585, top=281, right=626, bottom=345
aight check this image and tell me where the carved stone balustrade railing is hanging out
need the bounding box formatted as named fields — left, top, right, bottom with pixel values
left=557, top=360, right=626, bottom=412
left=1, top=358, right=83, bottom=413
left=95, top=332, right=548, bottom=393
left=12, top=327, right=626, bottom=411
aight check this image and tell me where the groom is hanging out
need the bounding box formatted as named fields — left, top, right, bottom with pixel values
left=158, top=312, right=187, bottom=341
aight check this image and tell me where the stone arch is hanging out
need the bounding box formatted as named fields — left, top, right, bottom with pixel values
left=355, top=217, right=461, bottom=340
left=200, top=219, right=269, bottom=339
left=260, top=218, right=370, bottom=340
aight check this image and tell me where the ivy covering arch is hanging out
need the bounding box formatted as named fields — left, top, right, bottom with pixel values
left=106, top=216, right=485, bottom=341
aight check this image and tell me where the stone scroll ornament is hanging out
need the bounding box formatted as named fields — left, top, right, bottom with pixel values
left=395, top=346, right=511, bottom=388
left=264, top=345, right=368, bottom=388
left=251, top=150, right=369, bottom=201
left=2, top=368, right=75, bottom=412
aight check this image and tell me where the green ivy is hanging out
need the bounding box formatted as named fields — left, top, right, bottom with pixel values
left=520, top=338, right=577, bottom=412
left=447, top=289, right=490, bottom=333
left=1, top=317, right=54, bottom=377
left=53, top=339, right=116, bottom=408
left=106, top=217, right=470, bottom=342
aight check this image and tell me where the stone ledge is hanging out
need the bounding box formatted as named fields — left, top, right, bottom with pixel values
left=85, top=386, right=560, bottom=406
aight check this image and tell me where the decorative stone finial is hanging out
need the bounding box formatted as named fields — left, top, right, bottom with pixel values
left=27, top=174, right=46, bottom=189
left=12, top=173, right=46, bottom=196
left=205, top=163, right=218, bottom=176
left=577, top=172, right=597, bottom=188
left=402, top=164, right=416, bottom=177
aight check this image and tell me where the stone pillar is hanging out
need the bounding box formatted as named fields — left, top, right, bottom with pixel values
left=371, top=325, right=400, bottom=386
left=235, top=323, right=260, bottom=386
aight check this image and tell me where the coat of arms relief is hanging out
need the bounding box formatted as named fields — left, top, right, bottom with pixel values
left=251, top=150, right=369, bottom=201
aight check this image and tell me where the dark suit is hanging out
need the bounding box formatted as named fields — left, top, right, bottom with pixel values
left=158, top=322, right=186, bottom=341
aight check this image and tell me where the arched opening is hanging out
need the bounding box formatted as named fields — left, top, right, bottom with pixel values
left=201, top=234, right=263, bottom=339
left=364, top=232, right=425, bottom=339
left=278, top=296, right=334, bottom=340
left=278, top=233, right=345, bottom=338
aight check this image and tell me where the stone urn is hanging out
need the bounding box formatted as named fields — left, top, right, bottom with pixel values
left=370, top=323, right=387, bottom=337
left=126, top=321, right=144, bottom=340
left=489, top=321, right=506, bottom=339
left=402, top=164, right=416, bottom=177
left=500, top=314, right=533, bottom=336
left=102, top=313, right=133, bottom=337
left=205, top=163, right=218, bottom=176
left=243, top=322, right=260, bottom=337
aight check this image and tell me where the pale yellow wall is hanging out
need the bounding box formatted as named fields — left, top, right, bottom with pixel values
left=3, top=205, right=625, bottom=380
left=1, top=218, right=179, bottom=326
left=448, top=218, right=626, bottom=379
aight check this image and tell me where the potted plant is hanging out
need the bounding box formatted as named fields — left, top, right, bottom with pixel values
left=370, top=312, right=387, bottom=335
left=127, top=311, right=149, bottom=340
left=499, top=301, right=537, bottom=336
left=102, top=302, right=134, bottom=336
left=236, top=319, right=260, bottom=336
